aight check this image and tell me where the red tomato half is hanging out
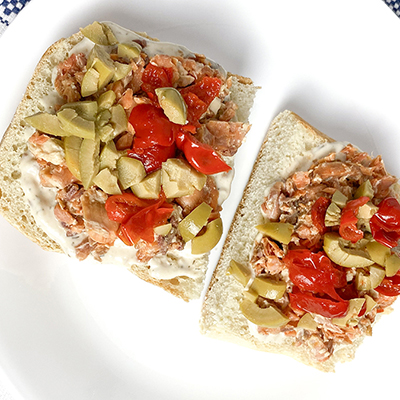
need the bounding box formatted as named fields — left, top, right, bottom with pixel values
left=339, top=196, right=369, bottom=243
left=289, top=292, right=349, bottom=319
left=176, top=130, right=231, bottom=175
left=370, top=197, right=400, bottom=248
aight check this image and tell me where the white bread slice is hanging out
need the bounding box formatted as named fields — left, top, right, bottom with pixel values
left=0, top=25, right=257, bottom=302
left=200, top=110, right=369, bottom=372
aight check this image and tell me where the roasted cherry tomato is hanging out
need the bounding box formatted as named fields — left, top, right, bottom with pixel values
left=339, top=196, right=369, bottom=243
left=176, top=130, right=231, bottom=175
left=141, top=63, right=174, bottom=94
left=375, top=271, right=400, bottom=296
left=180, top=77, right=221, bottom=126
left=105, top=193, right=173, bottom=245
left=311, top=197, right=331, bottom=234
left=129, top=104, right=177, bottom=149
left=289, top=291, right=349, bottom=319
left=129, top=143, right=176, bottom=174
left=285, top=249, right=346, bottom=302
left=370, top=197, right=400, bottom=248
left=105, top=193, right=151, bottom=223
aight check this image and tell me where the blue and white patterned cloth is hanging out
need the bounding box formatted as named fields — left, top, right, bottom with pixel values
left=385, top=0, right=400, bottom=16
left=0, top=0, right=30, bottom=36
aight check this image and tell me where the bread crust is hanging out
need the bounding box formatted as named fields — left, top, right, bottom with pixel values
left=0, top=25, right=257, bottom=301
left=200, top=110, right=368, bottom=372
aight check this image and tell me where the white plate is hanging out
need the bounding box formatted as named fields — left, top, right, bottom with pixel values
left=0, top=0, right=400, bottom=399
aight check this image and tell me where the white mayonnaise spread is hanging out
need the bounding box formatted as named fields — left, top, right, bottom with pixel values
left=18, top=22, right=232, bottom=280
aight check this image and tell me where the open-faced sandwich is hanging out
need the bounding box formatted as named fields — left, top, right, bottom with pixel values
left=200, top=110, right=400, bottom=371
left=0, top=21, right=257, bottom=301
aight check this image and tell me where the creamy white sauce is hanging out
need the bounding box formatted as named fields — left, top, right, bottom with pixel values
left=19, top=22, right=231, bottom=280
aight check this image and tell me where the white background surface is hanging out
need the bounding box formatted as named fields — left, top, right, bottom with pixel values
left=0, top=0, right=400, bottom=399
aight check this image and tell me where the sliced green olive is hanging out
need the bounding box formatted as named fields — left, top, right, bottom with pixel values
left=366, top=240, right=390, bottom=266
left=97, top=123, right=115, bottom=143
left=57, top=108, right=96, bottom=139
left=93, top=168, right=121, bottom=195
left=178, top=202, right=212, bottom=242
left=243, top=288, right=258, bottom=303
left=131, top=170, right=161, bottom=199
left=117, top=42, right=142, bottom=60
left=226, top=259, right=253, bottom=287
left=97, top=90, right=116, bottom=110
left=155, top=87, right=187, bottom=125
left=385, top=253, right=400, bottom=277
left=332, top=298, right=365, bottom=327
left=354, top=180, right=374, bottom=199
left=191, top=218, right=223, bottom=255
left=81, top=67, right=100, bottom=97
left=331, top=190, right=348, bottom=208
left=60, top=101, right=98, bottom=121
left=323, top=232, right=374, bottom=268
left=369, top=264, right=386, bottom=288
left=248, top=276, right=287, bottom=300
left=25, top=112, right=68, bottom=137
left=117, top=156, right=146, bottom=189
left=297, top=313, right=318, bottom=331
left=325, top=202, right=342, bottom=227
left=255, top=222, right=293, bottom=245
left=96, top=109, right=112, bottom=129
left=154, top=223, right=172, bottom=236
left=80, top=21, right=118, bottom=45
left=64, top=135, right=83, bottom=180
left=240, top=299, right=289, bottom=328
left=79, top=137, right=100, bottom=189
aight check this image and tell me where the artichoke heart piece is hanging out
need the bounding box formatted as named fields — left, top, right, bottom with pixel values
left=25, top=113, right=68, bottom=137
left=87, top=45, right=115, bottom=90
left=325, top=202, right=341, bottom=227
left=64, top=135, right=83, bottom=180
left=332, top=298, right=365, bottom=327
left=97, top=90, right=117, bottom=110
left=178, top=202, right=212, bottom=242
left=118, top=42, right=142, bottom=60
left=385, top=253, right=400, bottom=277
left=80, top=21, right=118, bottom=45
left=110, top=104, right=128, bottom=136
left=117, top=157, right=146, bottom=190
left=354, top=180, right=374, bottom=199
left=366, top=240, right=390, bottom=267
left=256, top=222, right=293, bottom=245
left=79, top=138, right=100, bottom=189
left=131, top=170, right=162, bottom=199
left=331, top=190, right=348, bottom=208
left=297, top=313, right=318, bottom=331
left=227, top=259, right=253, bottom=287
left=81, top=67, right=100, bottom=97
left=240, top=299, right=289, bottom=328
left=155, top=87, right=187, bottom=125
left=93, top=168, right=121, bottom=195
left=57, top=108, right=96, bottom=139
left=191, top=218, right=223, bottom=255
left=323, top=232, right=374, bottom=268
left=60, top=101, right=98, bottom=121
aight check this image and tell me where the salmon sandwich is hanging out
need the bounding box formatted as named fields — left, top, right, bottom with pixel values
left=0, top=21, right=258, bottom=301
left=200, top=110, right=400, bottom=371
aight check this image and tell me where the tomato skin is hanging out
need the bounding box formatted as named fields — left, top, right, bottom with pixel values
left=129, top=104, right=177, bottom=149
left=285, top=250, right=346, bottom=302
left=128, top=143, right=176, bottom=174
left=339, top=196, right=369, bottom=243
left=375, top=272, right=400, bottom=296
left=370, top=197, right=400, bottom=248
left=105, top=193, right=151, bottom=223
left=311, top=197, right=330, bottom=234
left=141, top=63, right=173, bottom=94
left=175, top=131, right=231, bottom=175
left=180, top=77, right=222, bottom=126
left=105, top=193, right=173, bottom=245
left=289, top=292, right=349, bottom=318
